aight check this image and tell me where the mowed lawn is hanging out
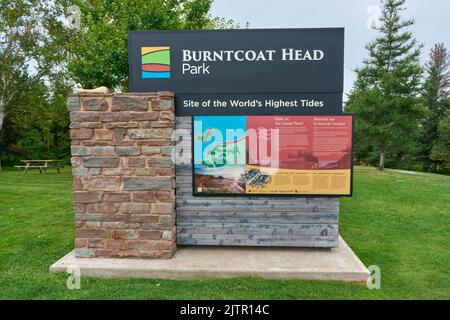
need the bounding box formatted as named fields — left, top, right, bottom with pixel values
left=0, top=166, right=448, bottom=299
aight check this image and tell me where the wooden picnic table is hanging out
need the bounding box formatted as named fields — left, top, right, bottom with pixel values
left=15, top=160, right=64, bottom=174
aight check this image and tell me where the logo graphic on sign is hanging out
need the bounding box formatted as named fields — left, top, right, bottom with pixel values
left=141, top=46, right=170, bottom=79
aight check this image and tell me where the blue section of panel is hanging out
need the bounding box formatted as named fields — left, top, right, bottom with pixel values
left=142, top=71, right=170, bottom=79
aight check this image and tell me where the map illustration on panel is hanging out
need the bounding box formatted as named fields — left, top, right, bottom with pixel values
left=194, top=116, right=246, bottom=194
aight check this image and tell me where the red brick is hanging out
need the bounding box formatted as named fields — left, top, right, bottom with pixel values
left=134, top=168, right=157, bottom=176
left=93, top=129, right=113, bottom=140
left=81, top=122, right=103, bottom=129
left=156, top=168, right=175, bottom=176
left=158, top=91, right=174, bottom=98
left=82, top=176, right=122, bottom=191
left=70, top=111, right=99, bottom=122
left=127, top=157, right=146, bottom=167
left=111, top=229, right=138, bottom=240
left=76, top=228, right=108, bottom=238
left=75, top=239, right=87, bottom=248
left=122, top=203, right=150, bottom=214
left=160, top=111, right=174, bottom=121
left=139, top=230, right=161, bottom=240
left=152, top=240, right=175, bottom=250
left=104, top=192, right=130, bottom=202
left=70, top=129, right=93, bottom=140
left=73, top=177, right=83, bottom=190
left=94, top=249, right=113, bottom=257
left=151, top=203, right=173, bottom=214
left=155, top=191, right=174, bottom=202
left=150, top=121, right=172, bottom=128
left=114, top=129, right=126, bottom=141
left=73, top=191, right=102, bottom=203
left=127, top=240, right=151, bottom=250
left=132, top=192, right=156, bottom=203
left=86, top=202, right=120, bottom=213
left=136, top=140, right=173, bottom=146
left=82, top=140, right=110, bottom=146
left=129, top=215, right=159, bottom=223
left=100, top=112, right=129, bottom=122
left=88, top=239, right=105, bottom=248
left=105, top=122, right=139, bottom=129
left=106, top=239, right=126, bottom=249
left=130, top=112, right=158, bottom=121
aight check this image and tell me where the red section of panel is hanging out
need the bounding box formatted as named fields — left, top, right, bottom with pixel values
left=246, top=116, right=353, bottom=170
left=142, top=64, right=170, bottom=72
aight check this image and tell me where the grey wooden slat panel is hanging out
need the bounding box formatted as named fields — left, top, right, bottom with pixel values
left=176, top=166, right=193, bottom=176
left=176, top=211, right=339, bottom=224
left=175, top=116, right=339, bottom=248
left=176, top=204, right=338, bottom=212
left=177, top=199, right=339, bottom=206
left=177, top=222, right=338, bottom=236
left=177, top=176, right=197, bottom=184
left=176, top=198, right=339, bottom=206
left=175, top=116, right=192, bottom=129
left=177, top=234, right=339, bottom=247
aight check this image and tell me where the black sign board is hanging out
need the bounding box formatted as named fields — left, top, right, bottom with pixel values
left=128, top=28, right=344, bottom=115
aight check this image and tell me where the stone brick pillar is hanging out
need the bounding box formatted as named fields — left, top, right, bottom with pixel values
left=67, top=92, right=176, bottom=259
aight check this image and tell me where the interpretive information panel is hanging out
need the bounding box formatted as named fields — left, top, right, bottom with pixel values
left=193, top=115, right=353, bottom=196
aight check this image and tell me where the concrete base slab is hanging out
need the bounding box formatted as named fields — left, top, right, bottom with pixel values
left=50, top=236, right=369, bottom=282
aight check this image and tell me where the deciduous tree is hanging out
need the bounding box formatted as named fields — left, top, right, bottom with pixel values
left=61, top=0, right=219, bottom=91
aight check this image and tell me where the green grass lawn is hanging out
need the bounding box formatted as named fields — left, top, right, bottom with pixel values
left=0, top=166, right=448, bottom=299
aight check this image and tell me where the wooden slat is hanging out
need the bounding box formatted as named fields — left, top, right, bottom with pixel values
left=176, top=198, right=339, bottom=205
left=177, top=234, right=338, bottom=247
left=176, top=211, right=339, bottom=224
left=177, top=222, right=338, bottom=236
left=175, top=117, right=192, bottom=129
left=176, top=204, right=337, bottom=213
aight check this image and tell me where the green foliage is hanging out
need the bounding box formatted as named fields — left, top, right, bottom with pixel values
left=62, top=0, right=217, bottom=90
left=346, top=0, right=424, bottom=170
left=418, top=44, right=450, bottom=172
left=0, top=78, right=71, bottom=166
left=431, top=116, right=450, bottom=172
left=0, top=1, right=72, bottom=167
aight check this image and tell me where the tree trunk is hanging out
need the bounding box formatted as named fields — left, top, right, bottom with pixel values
left=379, top=147, right=386, bottom=171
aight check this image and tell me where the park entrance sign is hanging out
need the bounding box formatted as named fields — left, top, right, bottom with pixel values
left=67, top=28, right=350, bottom=259
left=128, top=28, right=350, bottom=248
left=128, top=28, right=345, bottom=115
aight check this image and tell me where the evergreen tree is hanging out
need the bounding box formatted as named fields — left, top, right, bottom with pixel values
left=418, top=43, right=450, bottom=171
left=346, top=0, right=423, bottom=170
left=431, top=115, right=450, bottom=172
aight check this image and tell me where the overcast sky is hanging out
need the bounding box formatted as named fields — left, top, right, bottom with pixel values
left=210, top=0, right=450, bottom=99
